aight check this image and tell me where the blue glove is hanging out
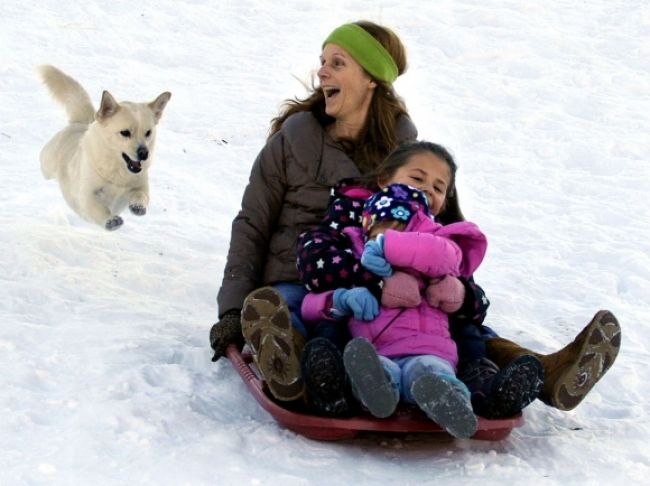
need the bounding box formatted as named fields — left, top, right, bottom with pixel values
left=361, top=234, right=393, bottom=277
left=332, top=288, right=379, bottom=321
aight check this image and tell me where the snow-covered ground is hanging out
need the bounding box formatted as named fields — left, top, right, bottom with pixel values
left=1, top=1, right=649, bottom=484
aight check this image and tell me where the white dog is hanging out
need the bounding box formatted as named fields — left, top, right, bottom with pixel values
left=38, top=65, right=171, bottom=230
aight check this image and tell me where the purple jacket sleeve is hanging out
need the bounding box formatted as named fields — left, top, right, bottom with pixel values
left=301, top=290, right=336, bottom=324
left=383, top=221, right=487, bottom=278
left=383, top=230, right=463, bottom=278
left=434, top=222, right=488, bottom=277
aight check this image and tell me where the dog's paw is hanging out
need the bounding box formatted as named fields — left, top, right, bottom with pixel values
left=105, top=216, right=124, bottom=231
left=129, top=204, right=147, bottom=216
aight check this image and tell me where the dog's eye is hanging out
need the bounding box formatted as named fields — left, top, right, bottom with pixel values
left=120, top=130, right=131, bottom=138
left=145, top=130, right=152, bottom=138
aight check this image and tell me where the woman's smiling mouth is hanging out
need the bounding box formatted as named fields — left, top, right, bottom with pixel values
left=323, top=86, right=340, bottom=101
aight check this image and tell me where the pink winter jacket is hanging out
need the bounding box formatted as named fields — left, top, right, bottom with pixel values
left=301, top=210, right=487, bottom=368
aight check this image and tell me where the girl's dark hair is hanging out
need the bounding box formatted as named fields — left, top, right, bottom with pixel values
left=361, top=140, right=465, bottom=225
left=268, top=20, right=409, bottom=174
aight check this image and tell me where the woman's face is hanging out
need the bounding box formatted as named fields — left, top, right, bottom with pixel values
left=381, top=152, right=451, bottom=216
left=318, top=43, right=376, bottom=130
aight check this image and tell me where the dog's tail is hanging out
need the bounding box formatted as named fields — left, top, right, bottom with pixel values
left=37, top=65, right=95, bottom=124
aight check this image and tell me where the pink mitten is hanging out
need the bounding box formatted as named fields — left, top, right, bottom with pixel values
left=425, top=275, right=465, bottom=313
left=381, top=271, right=422, bottom=308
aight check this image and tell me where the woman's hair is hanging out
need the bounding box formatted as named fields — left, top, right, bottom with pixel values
left=269, top=20, right=409, bottom=174
left=362, top=140, right=466, bottom=225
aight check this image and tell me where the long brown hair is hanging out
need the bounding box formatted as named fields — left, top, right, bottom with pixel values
left=362, top=141, right=466, bottom=225
left=269, top=20, right=410, bottom=174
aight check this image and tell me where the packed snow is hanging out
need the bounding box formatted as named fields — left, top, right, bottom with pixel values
left=1, top=0, right=649, bottom=484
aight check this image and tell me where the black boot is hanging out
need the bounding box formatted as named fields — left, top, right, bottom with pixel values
left=300, top=338, right=354, bottom=417
left=458, top=356, right=544, bottom=419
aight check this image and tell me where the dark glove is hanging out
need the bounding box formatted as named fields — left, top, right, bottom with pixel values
left=209, top=310, right=244, bottom=362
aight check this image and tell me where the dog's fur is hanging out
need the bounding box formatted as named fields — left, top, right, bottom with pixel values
left=38, top=65, right=171, bottom=230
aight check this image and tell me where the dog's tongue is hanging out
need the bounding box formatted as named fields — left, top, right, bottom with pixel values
left=129, top=160, right=142, bottom=173
left=122, top=153, right=142, bottom=173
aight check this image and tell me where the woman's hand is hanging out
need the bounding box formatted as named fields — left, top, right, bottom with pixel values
left=209, top=310, right=244, bottom=362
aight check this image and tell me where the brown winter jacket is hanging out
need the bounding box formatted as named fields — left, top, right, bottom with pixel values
left=217, top=111, right=417, bottom=316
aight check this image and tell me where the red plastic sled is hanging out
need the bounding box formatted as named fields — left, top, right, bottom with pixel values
left=226, top=345, right=523, bottom=441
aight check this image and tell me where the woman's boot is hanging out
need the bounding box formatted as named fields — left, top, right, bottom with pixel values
left=241, top=287, right=305, bottom=401
left=485, top=310, right=621, bottom=410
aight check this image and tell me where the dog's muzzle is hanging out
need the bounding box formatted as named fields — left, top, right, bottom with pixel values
left=122, top=153, right=143, bottom=174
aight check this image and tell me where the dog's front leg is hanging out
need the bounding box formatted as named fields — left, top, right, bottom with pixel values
left=85, top=199, right=123, bottom=231
left=128, top=188, right=149, bottom=216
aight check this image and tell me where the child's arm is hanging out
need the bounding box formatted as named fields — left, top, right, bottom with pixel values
left=301, top=288, right=379, bottom=322
left=297, top=196, right=383, bottom=297
left=301, top=290, right=337, bottom=323
left=382, top=230, right=463, bottom=278
left=297, top=225, right=358, bottom=291
left=449, top=277, right=490, bottom=327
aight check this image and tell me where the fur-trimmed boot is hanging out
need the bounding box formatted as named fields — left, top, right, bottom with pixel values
left=485, top=310, right=621, bottom=410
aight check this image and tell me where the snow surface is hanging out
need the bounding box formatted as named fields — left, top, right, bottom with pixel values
left=1, top=0, right=649, bottom=484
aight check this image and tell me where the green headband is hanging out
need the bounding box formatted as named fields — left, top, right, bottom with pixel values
left=323, top=23, right=399, bottom=84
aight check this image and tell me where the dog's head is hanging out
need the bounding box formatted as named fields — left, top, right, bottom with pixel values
left=94, top=91, right=171, bottom=174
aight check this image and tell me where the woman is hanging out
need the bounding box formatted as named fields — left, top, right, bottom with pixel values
left=209, top=20, right=621, bottom=416
left=211, top=21, right=415, bottom=403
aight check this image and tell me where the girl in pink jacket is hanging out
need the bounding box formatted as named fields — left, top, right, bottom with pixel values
left=301, top=144, right=486, bottom=438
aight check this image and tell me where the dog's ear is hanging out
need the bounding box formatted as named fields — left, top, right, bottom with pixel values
left=149, top=92, right=171, bottom=123
left=96, top=91, right=120, bottom=121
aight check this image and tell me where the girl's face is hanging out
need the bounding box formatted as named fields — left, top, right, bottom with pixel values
left=318, top=43, right=376, bottom=129
left=381, top=152, right=451, bottom=216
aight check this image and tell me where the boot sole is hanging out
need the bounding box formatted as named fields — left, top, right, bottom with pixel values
left=343, top=338, right=398, bottom=418
left=481, top=355, right=543, bottom=419
left=241, top=287, right=304, bottom=401
left=301, top=338, right=351, bottom=416
left=411, top=374, right=478, bottom=439
left=550, top=310, right=621, bottom=410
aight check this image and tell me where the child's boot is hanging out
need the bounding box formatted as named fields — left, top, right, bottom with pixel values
left=343, top=337, right=399, bottom=418
left=301, top=337, right=353, bottom=416
left=486, top=310, right=621, bottom=410
left=411, top=373, right=478, bottom=439
left=458, top=356, right=543, bottom=419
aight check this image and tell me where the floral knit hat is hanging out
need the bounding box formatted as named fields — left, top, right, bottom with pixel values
left=361, top=183, right=431, bottom=235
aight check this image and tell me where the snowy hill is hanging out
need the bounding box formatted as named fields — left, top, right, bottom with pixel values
left=1, top=1, right=649, bottom=484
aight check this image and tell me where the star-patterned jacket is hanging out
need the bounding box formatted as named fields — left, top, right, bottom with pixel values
left=296, top=180, right=384, bottom=300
